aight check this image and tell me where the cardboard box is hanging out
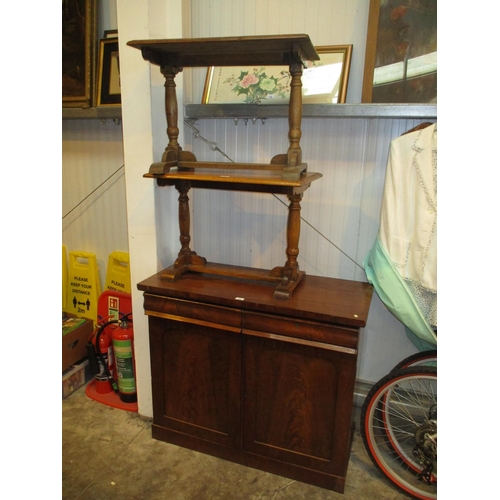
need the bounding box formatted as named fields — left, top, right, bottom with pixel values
left=62, top=314, right=93, bottom=372
left=63, top=359, right=90, bottom=398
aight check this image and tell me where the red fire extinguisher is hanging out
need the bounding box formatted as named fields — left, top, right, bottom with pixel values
left=87, top=319, right=119, bottom=395
left=111, top=314, right=137, bottom=403
left=95, top=326, right=114, bottom=378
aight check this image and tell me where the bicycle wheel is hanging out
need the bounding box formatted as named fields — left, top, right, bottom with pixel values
left=361, top=366, right=437, bottom=499
left=391, top=350, right=437, bottom=371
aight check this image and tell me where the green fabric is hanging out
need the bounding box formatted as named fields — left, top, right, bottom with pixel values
left=405, top=327, right=437, bottom=352
left=364, top=236, right=437, bottom=348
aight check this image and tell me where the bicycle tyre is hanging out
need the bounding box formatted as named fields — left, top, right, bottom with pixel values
left=391, top=350, right=437, bottom=372
left=361, top=366, right=437, bottom=499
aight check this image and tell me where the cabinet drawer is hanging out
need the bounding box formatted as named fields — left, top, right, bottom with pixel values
left=143, top=293, right=241, bottom=331
left=242, top=311, right=358, bottom=352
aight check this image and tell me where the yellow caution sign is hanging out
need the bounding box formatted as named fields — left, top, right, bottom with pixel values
left=104, top=251, right=131, bottom=295
left=66, top=251, right=101, bottom=326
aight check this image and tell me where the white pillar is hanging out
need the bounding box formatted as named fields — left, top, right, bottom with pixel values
left=117, top=0, right=187, bottom=418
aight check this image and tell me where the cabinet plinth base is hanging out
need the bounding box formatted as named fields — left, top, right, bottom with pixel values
left=151, top=423, right=348, bottom=494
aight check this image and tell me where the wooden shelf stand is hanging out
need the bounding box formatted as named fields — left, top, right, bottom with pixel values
left=128, top=35, right=323, bottom=299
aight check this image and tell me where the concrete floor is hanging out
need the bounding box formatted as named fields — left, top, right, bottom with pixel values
left=62, top=385, right=409, bottom=500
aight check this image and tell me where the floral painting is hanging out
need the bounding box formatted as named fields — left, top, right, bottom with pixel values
left=202, top=47, right=352, bottom=105
left=223, top=67, right=291, bottom=104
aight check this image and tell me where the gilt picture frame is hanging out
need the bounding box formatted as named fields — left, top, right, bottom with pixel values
left=62, top=0, right=97, bottom=108
left=362, top=0, right=437, bottom=103
left=97, top=39, right=121, bottom=107
left=202, top=45, right=353, bottom=105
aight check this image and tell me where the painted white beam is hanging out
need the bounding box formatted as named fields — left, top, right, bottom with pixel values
left=117, top=0, right=187, bottom=418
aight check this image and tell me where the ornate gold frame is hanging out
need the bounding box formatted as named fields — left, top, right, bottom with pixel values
left=362, top=0, right=437, bottom=103
left=62, top=0, right=97, bottom=108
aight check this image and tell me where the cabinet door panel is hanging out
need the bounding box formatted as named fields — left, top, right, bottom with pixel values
left=243, top=335, right=356, bottom=475
left=149, top=317, right=241, bottom=448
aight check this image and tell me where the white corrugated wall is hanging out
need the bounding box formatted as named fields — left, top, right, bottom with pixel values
left=183, top=115, right=430, bottom=383
left=62, top=118, right=127, bottom=288
left=183, top=0, right=432, bottom=383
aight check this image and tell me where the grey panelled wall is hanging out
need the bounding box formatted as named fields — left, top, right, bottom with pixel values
left=187, top=117, right=424, bottom=282
left=183, top=116, right=430, bottom=383
left=187, top=0, right=369, bottom=104
left=185, top=0, right=432, bottom=382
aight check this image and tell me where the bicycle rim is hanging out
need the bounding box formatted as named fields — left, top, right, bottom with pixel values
left=362, top=367, right=437, bottom=499
left=391, top=350, right=437, bottom=371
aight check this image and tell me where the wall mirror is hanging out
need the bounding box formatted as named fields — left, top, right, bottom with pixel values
left=202, top=45, right=353, bottom=105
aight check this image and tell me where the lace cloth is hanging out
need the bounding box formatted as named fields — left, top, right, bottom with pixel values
left=365, top=123, right=437, bottom=346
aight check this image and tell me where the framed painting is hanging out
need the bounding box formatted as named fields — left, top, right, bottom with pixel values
left=362, top=0, right=437, bottom=103
left=202, top=45, right=353, bottom=105
left=104, top=29, right=118, bottom=39
left=97, top=39, right=121, bottom=106
left=62, top=0, right=97, bottom=108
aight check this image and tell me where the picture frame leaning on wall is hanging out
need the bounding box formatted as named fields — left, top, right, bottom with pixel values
left=97, top=39, right=121, bottom=107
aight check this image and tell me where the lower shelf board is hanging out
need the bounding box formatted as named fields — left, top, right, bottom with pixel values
left=151, top=423, right=351, bottom=494
left=161, top=261, right=305, bottom=301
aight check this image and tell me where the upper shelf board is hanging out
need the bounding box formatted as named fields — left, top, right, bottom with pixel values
left=127, top=34, right=319, bottom=68
left=185, top=103, right=438, bottom=119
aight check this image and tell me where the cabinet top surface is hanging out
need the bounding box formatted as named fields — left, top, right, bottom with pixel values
left=127, top=34, right=319, bottom=67
left=138, top=271, right=373, bottom=328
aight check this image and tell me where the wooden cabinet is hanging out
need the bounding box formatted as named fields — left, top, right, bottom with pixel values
left=138, top=271, right=373, bottom=493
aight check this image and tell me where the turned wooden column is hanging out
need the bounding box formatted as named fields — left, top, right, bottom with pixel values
left=176, top=181, right=192, bottom=260
left=283, top=61, right=304, bottom=179
left=149, top=64, right=196, bottom=174
left=270, top=190, right=304, bottom=300
left=284, top=192, right=302, bottom=280
left=160, top=64, right=182, bottom=163
left=161, top=65, right=181, bottom=154
left=288, top=63, right=302, bottom=164
left=162, top=181, right=206, bottom=280
left=271, top=61, right=306, bottom=180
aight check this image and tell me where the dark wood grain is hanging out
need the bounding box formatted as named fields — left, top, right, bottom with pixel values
left=130, top=35, right=324, bottom=293
left=138, top=269, right=373, bottom=328
left=243, top=335, right=357, bottom=476
left=127, top=34, right=319, bottom=67
left=141, top=272, right=372, bottom=493
left=149, top=317, right=242, bottom=448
